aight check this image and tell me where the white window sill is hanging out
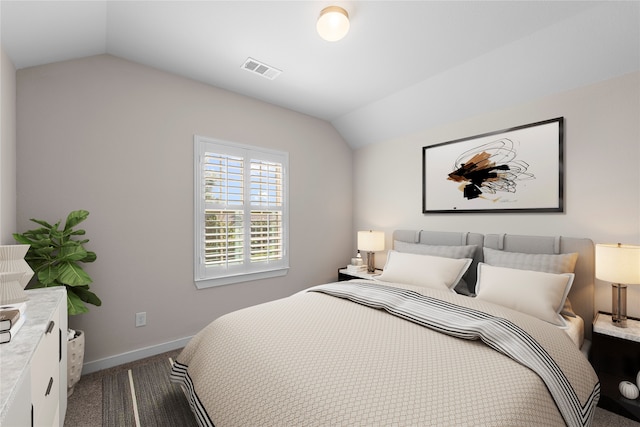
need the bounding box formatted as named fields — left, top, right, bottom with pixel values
left=195, top=267, right=289, bottom=289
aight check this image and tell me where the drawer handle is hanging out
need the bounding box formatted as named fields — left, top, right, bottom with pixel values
left=45, top=377, right=54, bottom=396
left=46, top=320, right=55, bottom=334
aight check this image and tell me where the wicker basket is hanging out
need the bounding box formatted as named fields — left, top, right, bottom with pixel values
left=67, top=330, right=85, bottom=397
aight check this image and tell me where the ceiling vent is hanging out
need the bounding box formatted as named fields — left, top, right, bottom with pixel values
left=241, top=57, right=282, bottom=80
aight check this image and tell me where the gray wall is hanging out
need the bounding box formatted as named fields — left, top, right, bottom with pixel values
left=1, top=46, right=17, bottom=244
left=16, top=54, right=353, bottom=366
left=10, top=51, right=640, bottom=368
left=353, top=71, right=640, bottom=317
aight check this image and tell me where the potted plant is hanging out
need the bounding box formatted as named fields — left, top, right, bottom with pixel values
left=13, top=209, right=101, bottom=396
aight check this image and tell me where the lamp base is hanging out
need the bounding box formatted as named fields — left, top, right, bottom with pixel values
left=612, top=283, right=627, bottom=328
left=0, top=272, right=29, bottom=305
left=366, top=252, right=376, bottom=273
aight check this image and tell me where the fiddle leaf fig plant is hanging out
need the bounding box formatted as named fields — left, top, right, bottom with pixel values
left=13, top=210, right=101, bottom=315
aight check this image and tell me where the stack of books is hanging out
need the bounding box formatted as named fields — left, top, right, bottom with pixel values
left=346, top=264, right=367, bottom=274
left=0, top=302, right=26, bottom=344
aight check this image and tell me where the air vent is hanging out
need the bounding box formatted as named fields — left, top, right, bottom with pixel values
left=241, top=57, right=282, bottom=80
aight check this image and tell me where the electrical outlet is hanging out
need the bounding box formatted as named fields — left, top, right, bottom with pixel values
left=135, top=312, right=146, bottom=327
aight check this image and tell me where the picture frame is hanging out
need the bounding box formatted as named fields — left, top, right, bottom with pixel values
left=422, top=117, right=564, bottom=213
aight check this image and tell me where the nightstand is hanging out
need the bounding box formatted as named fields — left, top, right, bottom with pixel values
left=337, top=267, right=382, bottom=281
left=591, top=312, right=640, bottom=421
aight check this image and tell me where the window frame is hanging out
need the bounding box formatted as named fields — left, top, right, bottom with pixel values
left=194, top=135, right=289, bottom=289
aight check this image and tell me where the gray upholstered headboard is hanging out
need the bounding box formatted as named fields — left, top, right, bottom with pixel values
left=392, top=230, right=595, bottom=340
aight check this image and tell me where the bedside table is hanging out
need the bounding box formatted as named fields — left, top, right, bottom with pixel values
left=338, top=268, right=382, bottom=281
left=591, top=312, right=640, bottom=421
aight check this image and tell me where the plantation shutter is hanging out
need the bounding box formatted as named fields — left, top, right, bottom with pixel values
left=203, top=152, right=244, bottom=267
left=250, top=159, right=284, bottom=263
left=195, top=136, right=289, bottom=288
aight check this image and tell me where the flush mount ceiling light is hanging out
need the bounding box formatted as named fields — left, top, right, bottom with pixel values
left=317, top=6, right=350, bottom=42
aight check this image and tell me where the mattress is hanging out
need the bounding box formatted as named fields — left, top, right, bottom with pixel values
left=172, top=280, right=599, bottom=427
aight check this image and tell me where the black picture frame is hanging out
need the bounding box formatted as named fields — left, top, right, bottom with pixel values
left=422, top=117, right=564, bottom=214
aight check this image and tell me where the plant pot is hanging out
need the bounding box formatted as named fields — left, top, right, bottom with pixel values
left=67, top=330, right=85, bottom=397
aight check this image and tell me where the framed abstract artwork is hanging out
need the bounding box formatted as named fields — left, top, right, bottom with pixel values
left=422, top=117, right=564, bottom=213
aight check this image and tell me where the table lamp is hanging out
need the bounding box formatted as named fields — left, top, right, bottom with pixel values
left=357, top=230, right=385, bottom=273
left=595, top=243, right=640, bottom=327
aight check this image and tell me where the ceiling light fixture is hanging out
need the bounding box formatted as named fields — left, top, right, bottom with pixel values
left=317, top=6, right=350, bottom=42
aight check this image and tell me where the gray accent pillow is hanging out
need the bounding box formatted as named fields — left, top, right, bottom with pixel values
left=482, top=247, right=579, bottom=317
left=395, top=241, right=477, bottom=259
left=482, top=247, right=578, bottom=273
left=393, top=241, right=477, bottom=295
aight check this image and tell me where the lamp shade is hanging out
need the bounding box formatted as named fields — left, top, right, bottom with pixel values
left=357, top=230, right=385, bottom=252
left=595, top=243, right=640, bottom=284
left=317, top=6, right=350, bottom=42
left=0, top=244, right=34, bottom=288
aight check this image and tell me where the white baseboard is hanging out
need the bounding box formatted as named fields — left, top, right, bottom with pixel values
left=81, top=336, right=193, bottom=375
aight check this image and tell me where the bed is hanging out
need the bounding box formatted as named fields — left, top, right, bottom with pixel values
left=171, top=231, right=600, bottom=427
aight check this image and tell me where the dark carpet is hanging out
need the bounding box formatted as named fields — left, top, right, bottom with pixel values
left=102, top=356, right=198, bottom=427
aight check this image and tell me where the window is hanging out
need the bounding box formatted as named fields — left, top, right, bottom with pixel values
left=194, top=135, right=289, bottom=288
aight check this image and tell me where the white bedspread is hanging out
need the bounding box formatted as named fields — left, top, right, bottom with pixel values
left=172, top=280, right=599, bottom=427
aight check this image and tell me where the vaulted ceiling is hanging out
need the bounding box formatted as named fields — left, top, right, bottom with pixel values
left=2, top=1, right=639, bottom=148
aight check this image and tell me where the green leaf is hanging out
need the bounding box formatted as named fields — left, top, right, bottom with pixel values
left=83, top=251, right=97, bottom=263
left=31, top=246, right=55, bottom=257
left=67, top=291, right=89, bottom=316
left=37, top=265, right=60, bottom=285
left=13, top=234, right=32, bottom=245
left=72, top=285, right=102, bottom=307
left=49, top=228, right=64, bottom=241
left=65, top=210, right=89, bottom=231
left=58, top=245, right=88, bottom=262
left=28, top=241, right=55, bottom=254
left=58, top=262, right=92, bottom=286
left=30, top=218, right=54, bottom=229
left=21, top=228, right=51, bottom=240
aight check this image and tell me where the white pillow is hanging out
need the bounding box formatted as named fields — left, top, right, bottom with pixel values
left=393, top=241, right=477, bottom=294
left=475, top=263, right=574, bottom=326
left=482, top=248, right=579, bottom=317
left=375, top=250, right=472, bottom=292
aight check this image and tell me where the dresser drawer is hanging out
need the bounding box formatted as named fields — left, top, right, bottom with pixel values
left=0, top=288, right=67, bottom=427
left=30, top=304, right=61, bottom=427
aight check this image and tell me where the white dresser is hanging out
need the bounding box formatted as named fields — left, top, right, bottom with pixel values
left=0, top=287, right=68, bottom=427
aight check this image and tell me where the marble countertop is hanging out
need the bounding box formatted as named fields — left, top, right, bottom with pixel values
left=339, top=267, right=382, bottom=280
left=0, top=287, right=66, bottom=425
left=593, top=312, right=640, bottom=343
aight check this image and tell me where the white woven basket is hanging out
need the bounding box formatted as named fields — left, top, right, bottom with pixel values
left=67, top=330, right=85, bottom=397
